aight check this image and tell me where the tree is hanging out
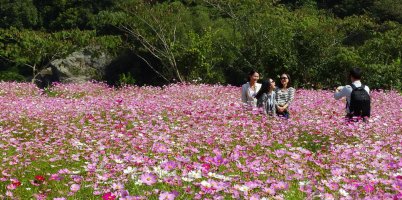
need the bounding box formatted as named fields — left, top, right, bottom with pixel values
left=98, top=1, right=195, bottom=83
left=0, top=28, right=120, bottom=83
left=0, top=0, right=39, bottom=28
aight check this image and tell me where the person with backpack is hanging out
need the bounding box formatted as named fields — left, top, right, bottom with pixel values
left=255, top=78, right=277, bottom=116
left=241, top=70, right=262, bottom=107
left=334, top=68, right=371, bottom=122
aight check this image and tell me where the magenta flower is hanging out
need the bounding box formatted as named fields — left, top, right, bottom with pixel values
left=201, top=163, right=211, bottom=172
left=140, top=173, right=157, bottom=186
left=102, top=192, right=116, bottom=200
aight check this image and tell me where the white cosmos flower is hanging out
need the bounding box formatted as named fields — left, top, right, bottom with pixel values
left=153, top=166, right=175, bottom=178
left=134, top=179, right=143, bottom=186
left=207, top=172, right=231, bottom=181
left=123, top=166, right=136, bottom=174
left=188, top=170, right=202, bottom=179
left=181, top=177, right=194, bottom=182
left=238, top=185, right=250, bottom=192
left=200, top=180, right=212, bottom=188
left=339, top=189, right=349, bottom=197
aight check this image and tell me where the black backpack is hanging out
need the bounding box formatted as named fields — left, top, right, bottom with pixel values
left=349, top=84, right=371, bottom=117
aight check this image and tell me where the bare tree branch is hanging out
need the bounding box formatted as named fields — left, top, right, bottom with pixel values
left=118, top=9, right=185, bottom=82
left=136, top=54, right=170, bottom=83
left=202, top=0, right=238, bottom=20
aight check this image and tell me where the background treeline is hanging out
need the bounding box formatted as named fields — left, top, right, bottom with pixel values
left=0, top=0, right=401, bottom=89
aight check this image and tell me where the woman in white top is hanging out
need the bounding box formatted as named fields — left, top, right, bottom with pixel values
left=241, top=70, right=261, bottom=107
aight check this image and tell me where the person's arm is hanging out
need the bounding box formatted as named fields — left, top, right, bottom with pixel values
left=241, top=85, right=247, bottom=103
left=275, top=89, right=280, bottom=109
left=273, top=94, right=277, bottom=115
left=334, top=86, right=348, bottom=100
left=262, top=95, right=268, bottom=115
left=283, top=88, right=295, bottom=109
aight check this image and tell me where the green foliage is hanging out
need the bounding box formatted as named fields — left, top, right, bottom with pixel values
left=0, top=0, right=39, bottom=28
left=371, top=0, right=402, bottom=23
left=0, top=0, right=401, bottom=89
left=284, top=181, right=307, bottom=200
left=295, top=132, right=330, bottom=153
left=176, top=28, right=225, bottom=83
left=0, top=28, right=121, bottom=82
left=118, top=72, right=136, bottom=86
left=33, top=0, right=116, bottom=30
left=0, top=71, right=25, bottom=82
left=363, top=61, right=402, bottom=90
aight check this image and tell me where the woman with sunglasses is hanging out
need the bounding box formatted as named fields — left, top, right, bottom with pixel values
left=276, top=74, right=295, bottom=119
left=255, top=78, right=277, bottom=116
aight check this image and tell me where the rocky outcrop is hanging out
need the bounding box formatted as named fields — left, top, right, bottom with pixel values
left=37, top=48, right=112, bottom=88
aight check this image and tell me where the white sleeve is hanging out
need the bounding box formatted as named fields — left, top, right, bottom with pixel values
left=241, top=85, right=247, bottom=103
left=334, top=86, right=350, bottom=100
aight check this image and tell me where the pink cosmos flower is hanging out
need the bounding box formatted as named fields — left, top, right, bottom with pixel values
left=159, top=191, right=176, bottom=200
left=49, top=174, right=63, bottom=181
left=11, top=179, right=21, bottom=187
left=70, top=184, right=80, bottom=193
left=161, top=161, right=177, bottom=171
left=7, top=183, right=16, bottom=190
left=6, top=190, right=13, bottom=197
left=323, top=193, right=334, bottom=200
left=33, top=193, right=47, bottom=200
left=364, top=184, right=375, bottom=193
left=273, top=181, right=288, bottom=190
left=112, top=182, right=125, bottom=190
left=264, top=187, right=276, bottom=195
left=140, top=173, right=157, bottom=186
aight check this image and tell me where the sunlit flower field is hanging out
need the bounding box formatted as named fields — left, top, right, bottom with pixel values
left=0, top=82, right=401, bottom=200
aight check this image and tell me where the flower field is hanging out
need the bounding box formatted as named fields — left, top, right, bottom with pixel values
left=0, top=82, right=401, bottom=200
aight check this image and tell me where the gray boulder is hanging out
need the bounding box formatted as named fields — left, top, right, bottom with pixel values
left=37, top=47, right=112, bottom=87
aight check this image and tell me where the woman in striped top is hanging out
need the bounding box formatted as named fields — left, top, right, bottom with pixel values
left=276, top=73, right=295, bottom=119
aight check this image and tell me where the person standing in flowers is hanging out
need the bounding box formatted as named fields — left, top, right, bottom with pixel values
left=334, top=68, right=370, bottom=122
left=275, top=73, right=295, bottom=119
left=241, top=70, right=262, bottom=107
left=255, top=78, right=277, bottom=116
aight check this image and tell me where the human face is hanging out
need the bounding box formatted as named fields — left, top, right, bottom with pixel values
left=280, top=74, right=289, bottom=87
left=250, top=73, right=260, bottom=83
left=269, top=79, right=276, bottom=89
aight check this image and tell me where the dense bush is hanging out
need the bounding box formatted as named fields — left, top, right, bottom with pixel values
left=0, top=0, right=401, bottom=90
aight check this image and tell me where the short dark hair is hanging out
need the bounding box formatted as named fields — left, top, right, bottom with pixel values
left=350, top=68, right=362, bottom=79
